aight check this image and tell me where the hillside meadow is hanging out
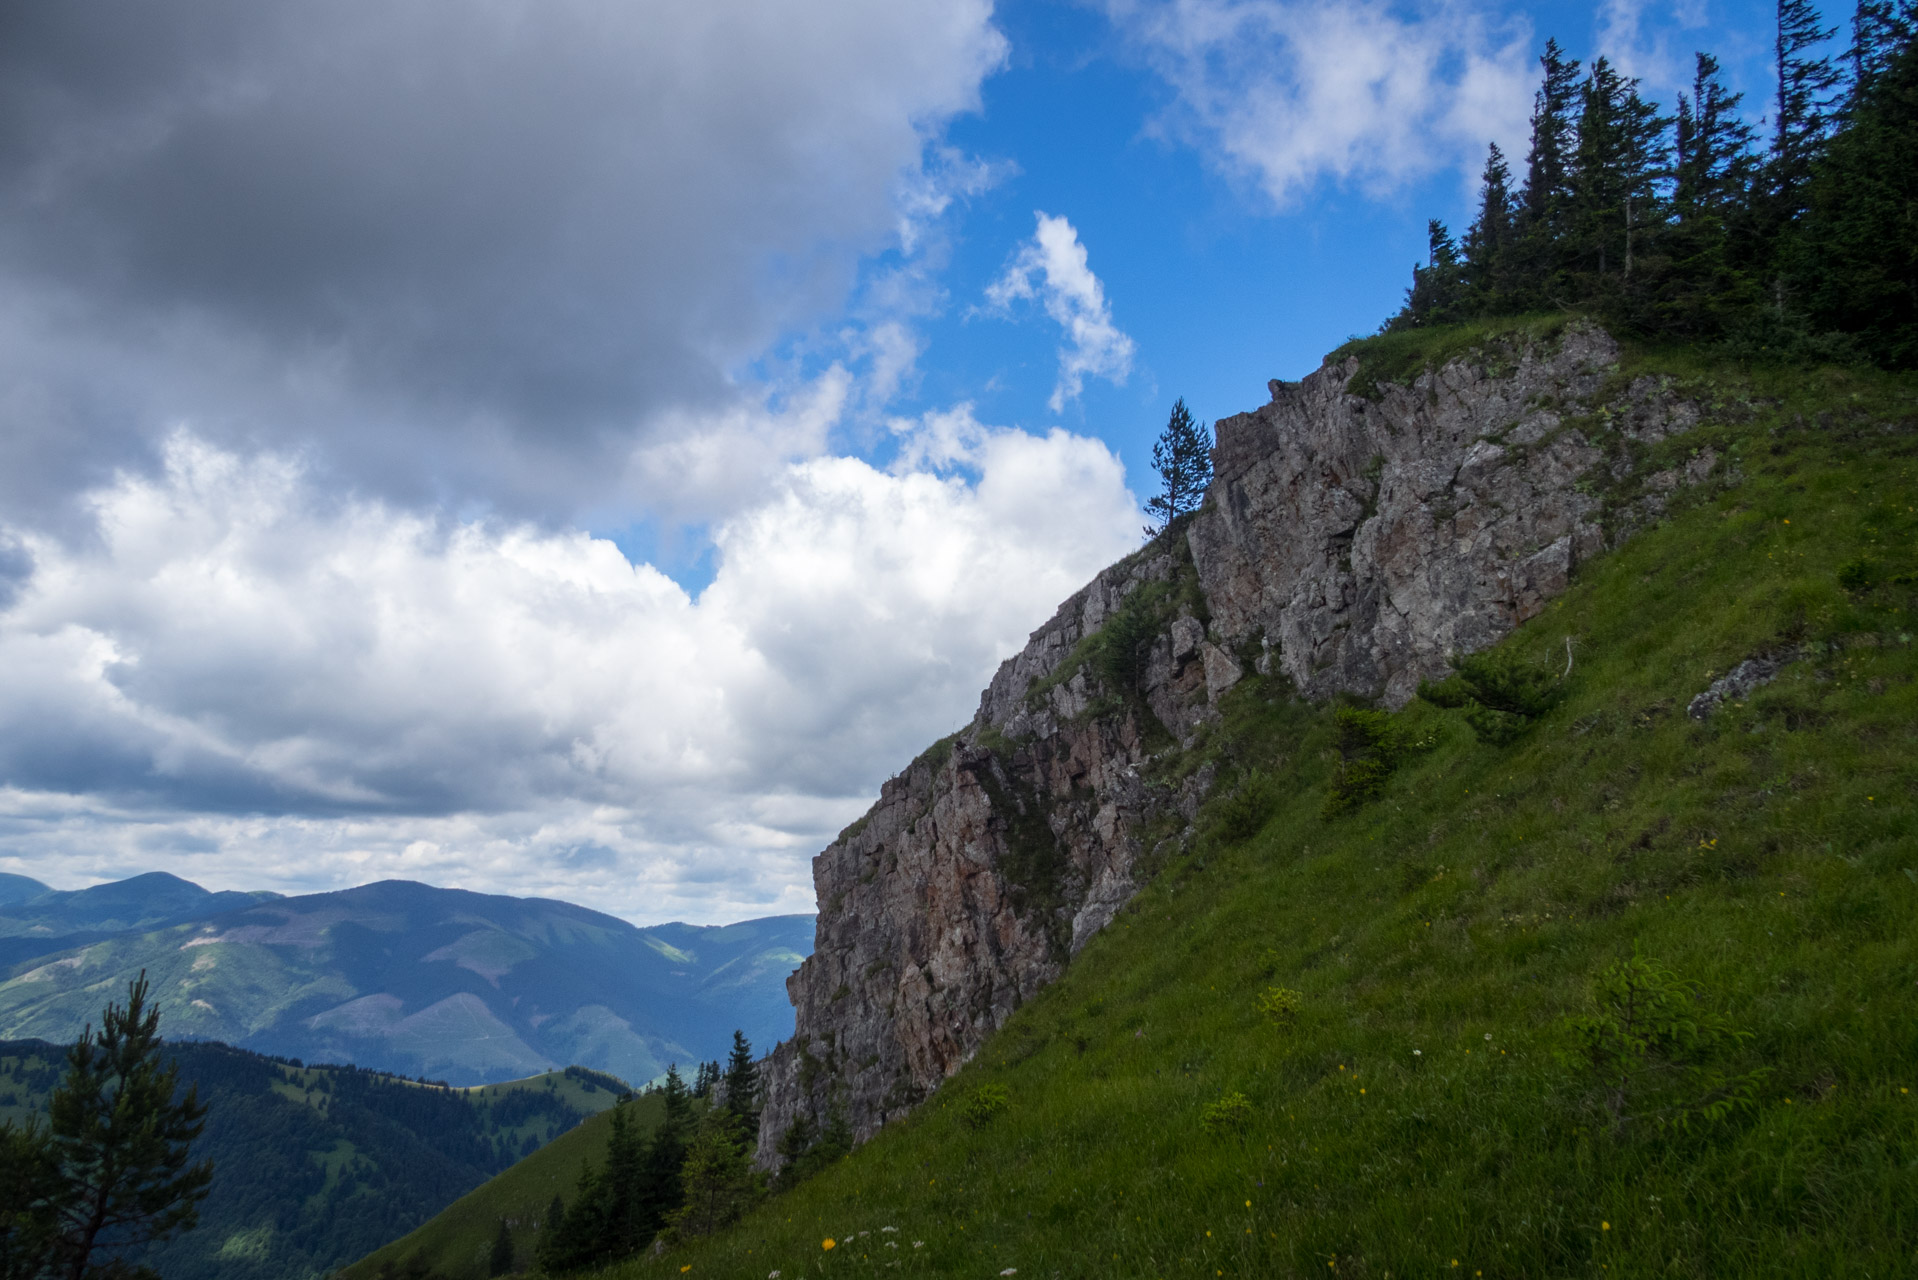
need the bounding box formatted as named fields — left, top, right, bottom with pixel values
left=598, top=344, right=1918, bottom=1277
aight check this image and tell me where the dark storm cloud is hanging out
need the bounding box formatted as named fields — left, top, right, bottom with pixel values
left=0, top=0, right=1005, bottom=522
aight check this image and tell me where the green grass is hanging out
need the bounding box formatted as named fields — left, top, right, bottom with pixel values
left=580, top=353, right=1917, bottom=1277
left=342, top=1091, right=668, bottom=1280
left=1327, top=313, right=1574, bottom=399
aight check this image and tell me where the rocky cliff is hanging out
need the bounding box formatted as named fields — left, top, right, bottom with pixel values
left=757, top=322, right=1715, bottom=1161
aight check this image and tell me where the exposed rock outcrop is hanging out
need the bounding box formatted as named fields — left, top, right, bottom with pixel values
left=757, top=323, right=1714, bottom=1163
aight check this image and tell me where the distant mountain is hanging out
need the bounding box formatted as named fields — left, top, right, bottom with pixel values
left=0, top=873, right=50, bottom=906
left=0, top=878, right=812, bottom=1085
left=0, top=1038, right=628, bottom=1280
left=0, top=869, right=281, bottom=939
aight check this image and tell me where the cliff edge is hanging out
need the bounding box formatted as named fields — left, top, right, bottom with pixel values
left=757, top=321, right=1716, bottom=1161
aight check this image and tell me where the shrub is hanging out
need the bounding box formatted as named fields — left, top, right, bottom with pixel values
left=1253, top=986, right=1301, bottom=1026
left=957, top=1084, right=1010, bottom=1130
left=1322, top=705, right=1406, bottom=816
left=1199, top=1091, right=1253, bottom=1136
left=1564, top=949, right=1770, bottom=1136
left=1419, top=647, right=1567, bottom=744
left=1210, top=775, right=1279, bottom=843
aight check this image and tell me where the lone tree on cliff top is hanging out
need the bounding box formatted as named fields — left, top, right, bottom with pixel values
left=1144, top=397, right=1212, bottom=537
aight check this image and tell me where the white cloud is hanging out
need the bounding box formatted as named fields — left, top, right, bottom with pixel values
left=1595, top=0, right=1712, bottom=94
left=0, top=423, right=1142, bottom=923
left=985, top=213, right=1137, bottom=412
left=0, top=0, right=1009, bottom=525
left=1103, top=0, right=1534, bottom=205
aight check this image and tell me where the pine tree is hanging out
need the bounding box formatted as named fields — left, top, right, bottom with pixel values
left=1844, top=0, right=1913, bottom=106
left=1516, top=38, right=1583, bottom=301
left=663, top=1110, right=757, bottom=1241
left=1143, top=399, right=1212, bottom=535
left=1791, top=23, right=1918, bottom=366
left=636, top=1067, right=692, bottom=1237
left=720, top=1032, right=758, bottom=1139
left=1462, top=143, right=1516, bottom=310
left=1769, top=0, right=1842, bottom=225
left=31, top=974, right=213, bottom=1280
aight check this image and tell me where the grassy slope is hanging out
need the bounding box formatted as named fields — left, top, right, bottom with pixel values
left=343, top=1092, right=668, bottom=1280
left=612, top=344, right=1918, bottom=1278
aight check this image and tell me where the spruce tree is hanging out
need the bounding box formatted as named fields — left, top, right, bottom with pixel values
left=1791, top=26, right=1918, bottom=366
left=663, top=1110, right=757, bottom=1241
left=1462, top=143, right=1515, bottom=310
left=636, top=1067, right=692, bottom=1236
left=1769, top=0, right=1842, bottom=224
left=1516, top=38, right=1582, bottom=300
left=720, top=1032, right=758, bottom=1138
left=1143, top=399, right=1212, bottom=535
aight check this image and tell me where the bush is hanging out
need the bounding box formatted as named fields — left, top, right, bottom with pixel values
left=1564, top=949, right=1769, bottom=1136
left=1419, top=647, right=1567, bottom=744
left=957, top=1084, right=1010, bottom=1130
left=1253, top=986, right=1301, bottom=1026
left=1210, top=776, right=1279, bottom=843
left=1199, top=1091, right=1253, bottom=1136
left=1322, top=705, right=1406, bottom=816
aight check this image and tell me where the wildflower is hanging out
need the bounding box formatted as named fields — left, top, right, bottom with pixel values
left=770, top=1273, right=781, bottom=1279
left=1484, top=1033, right=1492, bottom=1041
left=881, top=1227, right=898, bottom=1233
left=1000, top=1270, right=1017, bottom=1276
left=1602, top=1222, right=1611, bottom=1231
left=912, top=1242, right=925, bottom=1249
left=822, top=1239, right=836, bottom=1251
left=1413, top=1049, right=1422, bottom=1056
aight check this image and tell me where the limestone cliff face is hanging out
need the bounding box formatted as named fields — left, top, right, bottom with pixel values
left=757, top=323, right=1711, bottom=1161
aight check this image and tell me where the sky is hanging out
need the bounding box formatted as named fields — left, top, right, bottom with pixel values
left=0, top=0, right=1803, bottom=923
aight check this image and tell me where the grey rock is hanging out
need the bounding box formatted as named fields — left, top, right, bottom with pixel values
left=756, top=323, right=1715, bottom=1168
left=1688, top=651, right=1800, bottom=720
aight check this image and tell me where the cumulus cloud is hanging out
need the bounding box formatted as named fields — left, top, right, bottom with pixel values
left=0, top=0, right=1006, bottom=525
left=985, top=213, right=1136, bottom=412
left=0, top=423, right=1142, bottom=922
left=1102, top=0, right=1534, bottom=205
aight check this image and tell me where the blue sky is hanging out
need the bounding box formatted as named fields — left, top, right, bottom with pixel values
left=0, top=0, right=1831, bottom=920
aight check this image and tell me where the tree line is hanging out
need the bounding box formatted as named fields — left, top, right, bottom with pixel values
left=520, top=1029, right=840, bottom=1274
left=1391, top=0, right=1917, bottom=368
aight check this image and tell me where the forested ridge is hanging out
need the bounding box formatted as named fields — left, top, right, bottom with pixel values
left=1392, top=0, right=1917, bottom=369
left=0, top=1039, right=615, bottom=1280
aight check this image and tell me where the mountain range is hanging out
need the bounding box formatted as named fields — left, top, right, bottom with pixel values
left=0, top=874, right=811, bottom=1085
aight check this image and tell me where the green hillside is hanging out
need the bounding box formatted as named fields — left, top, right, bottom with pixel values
left=342, top=1092, right=670, bottom=1280
left=1, top=1042, right=623, bottom=1280
left=604, top=346, right=1917, bottom=1275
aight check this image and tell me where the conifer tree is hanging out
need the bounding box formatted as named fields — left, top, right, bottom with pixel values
left=17, top=975, right=214, bottom=1280
left=1843, top=1, right=1912, bottom=108
left=720, top=1032, right=758, bottom=1138
left=636, top=1067, right=692, bottom=1237
left=1791, top=25, right=1918, bottom=366
left=664, top=1109, right=757, bottom=1241
left=1462, top=143, right=1515, bottom=308
left=1143, top=399, right=1211, bottom=535
left=487, top=1219, right=514, bottom=1278
left=1516, top=38, right=1582, bottom=298
left=1769, top=0, right=1842, bottom=224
